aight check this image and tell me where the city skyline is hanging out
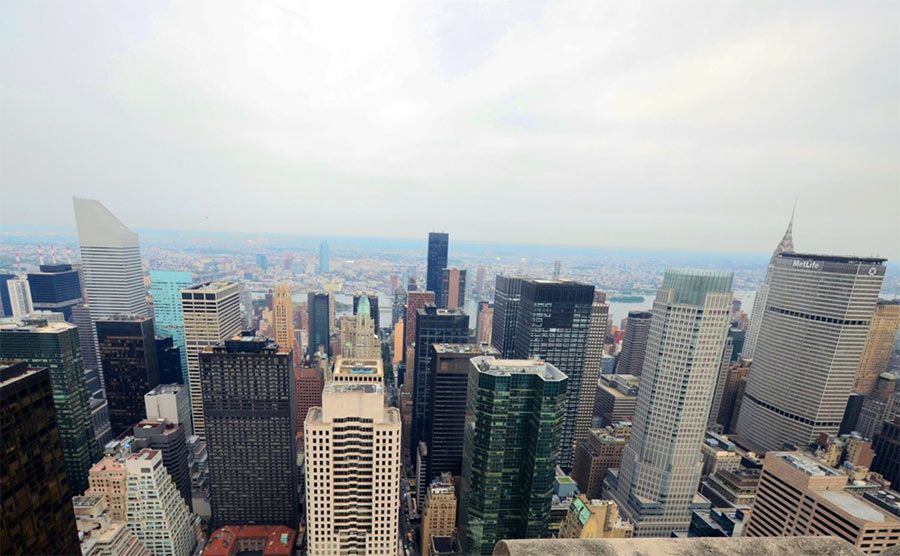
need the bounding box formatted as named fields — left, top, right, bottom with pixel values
left=2, top=3, right=898, bottom=256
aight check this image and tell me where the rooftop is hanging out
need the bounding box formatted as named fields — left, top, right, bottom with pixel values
left=492, top=536, right=864, bottom=556
left=472, top=356, right=567, bottom=382
left=0, top=319, right=76, bottom=333
left=145, top=383, right=186, bottom=396
left=432, top=343, right=500, bottom=355
left=819, top=490, right=896, bottom=523
left=204, top=525, right=296, bottom=556
left=182, top=280, right=237, bottom=292
left=776, top=452, right=842, bottom=477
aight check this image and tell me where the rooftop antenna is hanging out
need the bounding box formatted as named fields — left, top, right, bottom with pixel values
left=15, top=251, right=21, bottom=272
left=66, top=247, right=73, bottom=264
left=38, top=244, right=44, bottom=266
left=51, top=245, right=58, bottom=264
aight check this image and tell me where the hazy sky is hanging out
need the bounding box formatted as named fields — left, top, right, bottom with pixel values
left=2, top=1, right=898, bottom=256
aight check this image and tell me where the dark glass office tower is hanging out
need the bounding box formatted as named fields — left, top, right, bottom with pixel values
left=513, top=279, right=594, bottom=469
left=427, top=343, right=499, bottom=481
left=459, top=356, right=567, bottom=555
left=96, top=316, right=160, bottom=436
left=307, top=292, right=331, bottom=357
left=26, top=264, right=84, bottom=320
left=491, top=275, right=524, bottom=358
left=155, top=336, right=183, bottom=385
left=412, top=306, right=469, bottom=453
left=615, top=311, right=652, bottom=376
left=0, top=319, right=98, bottom=494
left=426, top=232, right=449, bottom=305
left=1, top=361, right=81, bottom=555
left=353, top=293, right=380, bottom=331
left=0, top=273, right=15, bottom=317
left=200, top=333, right=298, bottom=527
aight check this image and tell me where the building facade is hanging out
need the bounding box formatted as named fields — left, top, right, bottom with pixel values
left=606, top=269, right=733, bottom=537
left=614, top=311, right=652, bottom=376
left=459, top=357, right=568, bottom=554
left=307, top=292, right=332, bottom=357
left=295, top=365, right=324, bottom=436
left=421, top=475, right=456, bottom=556
left=558, top=495, right=633, bottom=539
left=491, top=275, right=523, bottom=358
left=853, top=300, right=900, bottom=396
left=272, top=283, right=295, bottom=353
left=426, top=232, right=449, bottom=307
left=746, top=451, right=900, bottom=554
left=513, top=279, right=594, bottom=469
left=200, top=334, right=298, bottom=527
left=145, top=383, right=193, bottom=437
left=149, top=270, right=193, bottom=378
left=27, top=263, right=83, bottom=320
left=579, top=296, right=609, bottom=446
left=1, top=361, right=81, bottom=555
left=412, top=306, right=469, bottom=453
left=97, top=316, right=160, bottom=436
left=0, top=319, right=99, bottom=493
left=571, top=424, right=630, bottom=500
left=439, top=268, right=466, bottom=309
left=304, top=358, right=401, bottom=555
left=73, top=198, right=148, bottom=320
left=735, top=254, right=886, bottom=453
left=181, top=281, right=242, bottom=440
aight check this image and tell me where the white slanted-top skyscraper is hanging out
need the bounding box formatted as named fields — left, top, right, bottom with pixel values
left=605, top=268, right=733, bottom=537
left=73, top=198, right=148, bottom=320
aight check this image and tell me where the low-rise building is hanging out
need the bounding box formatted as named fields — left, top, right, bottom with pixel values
left=746, top=451, right=900, bottom=554
left=204, top=525, right=295, bottom=556
left=421, top=474, right=457, bottom=556
left=558, top=495, right=633, bottom=539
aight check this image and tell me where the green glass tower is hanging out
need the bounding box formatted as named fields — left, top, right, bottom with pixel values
left=459, top=356, right=568, bottom=554
left=0, top=319, right=100, bottom=494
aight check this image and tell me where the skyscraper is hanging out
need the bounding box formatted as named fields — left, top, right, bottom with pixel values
left=459, top=356, right=568, bottom=554
left=340, top=295, right=380, bottom=359
left=200, top=334, right=298, bottom=527
left=579, top=294, right=609, bottom=446
left=1, top=361, right=81, bottom=556
left=853, top=300, right=900, bottom=396
left=513, top=279, right=594, bottom=468
left=475, top=301, right=493, bottom=345
left=427, top=343, right=499, bottom=480
left=272, top=283, right=295, bottom=353
left=6, top=275, right=34, bottom=317
left=304, top=358, right=400, bottom=555
left=404, top=291, right=435, bottom=361
left=180, top=281, right=242, bottom=440
left=426, top=232, right=449, bottom=303
left=439, top=268, right=466, bottom=309
left=73, top=198, right=148, bottom=320
left=319, top=241, right=330, bottom=273
left=353, top=293, right=380, bottom=331
left=307, top=292, right=332, bottom=357
left=606, top=269, right=733, bottom=537
left=0, top=319, right=99, bottom=494
left=295, top=365, right=323, bottom=436
left=145, top=383, right=193, bottom=437
left=124, top=449, right=197, bottom=556
left=72, top=303, right=102, bottom=373
left=614, top=311, right=652, bottom=376
left=155, top=335, right=183, bottom=385
left=734, top=254, right=886, bottom=453
left=742, top=213, right=795, bottom=359
left=27, top=264, right=83, bottom=321
left=96, top=316, right=161, bottom=437
left=149, top=270, right=192, bottom=378
left=421, top=475, right=457, bottom=556
left=131, top=419, right=192, bottom=509
left=491, top=275, right=524, bottom=358
left=412, top=306, right=469, bottom=453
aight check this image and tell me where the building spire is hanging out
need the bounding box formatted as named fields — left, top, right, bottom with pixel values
left=773, top=203, right=795, bottom=258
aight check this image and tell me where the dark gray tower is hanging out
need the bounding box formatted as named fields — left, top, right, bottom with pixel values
left=426, top=232, right=449, bottom=306
left=615, top=311, right=653, bottom=376
left=491, top=275, right=524, bottom=358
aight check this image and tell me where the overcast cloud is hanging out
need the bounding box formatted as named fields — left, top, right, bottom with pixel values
left=1, top=1, right=898, bottom=256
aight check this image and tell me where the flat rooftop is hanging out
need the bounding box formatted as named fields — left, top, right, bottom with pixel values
left=0, top=319, right=76, bottom=333
left=818, top=490, right=897, bottom=523
left=776, top=452, right=842, bottom=477
left=432, top=343, right=499, bottom=355
left=472, top=356, right=566, bottom=382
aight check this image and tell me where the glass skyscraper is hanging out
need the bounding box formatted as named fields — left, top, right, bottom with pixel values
left=459, top=356, right=567, bottom=554
left=149, top=269, right=192, bottom=381
left=606, top=268, right=733, bottom=537
left=426, top=232, right=448, bottom=304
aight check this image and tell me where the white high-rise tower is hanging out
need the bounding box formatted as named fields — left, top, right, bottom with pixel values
left=605, top=269, right=733, bottom=537
left=304, top=358, right=401, bottom=555
left=73, top=198, right=148, bottom=319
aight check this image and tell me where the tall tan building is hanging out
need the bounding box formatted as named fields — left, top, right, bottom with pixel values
left=339, top=296, right=380, bottom=359
left=304, top=358, right=401, bottom=555
left=420, top=474, right=456, bottom=556
left=854, top=300, right=900, bottom=396
left=571, top=424, right=630, bottom=499
left=558, top=495, right=633, bottom=539
left=746, top=451, right=900, bottom=554
left=272, top=283, right=295, bottom=355
left=577, top=295, right=609, bottom=446
left=392, top=319, right=404, bottom=365
left=181, top=281, right=242, bottom=440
